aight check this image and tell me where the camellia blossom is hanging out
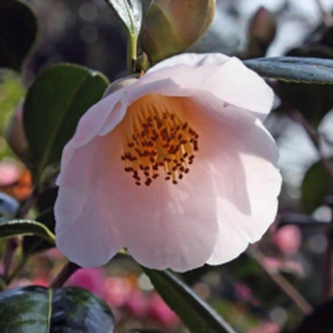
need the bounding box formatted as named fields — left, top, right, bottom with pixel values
left=55, top=53, right=282, bottom=272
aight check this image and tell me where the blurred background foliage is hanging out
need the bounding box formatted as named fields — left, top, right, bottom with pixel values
left=3, top=0, right=333, bottom=332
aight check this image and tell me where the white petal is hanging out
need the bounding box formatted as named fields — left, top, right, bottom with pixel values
left=208, top=198, right=278, bottom=265
left=100, top=132, right=219, bottom=272
left=55, top=134, right=122, bottom=267
left=143, top=53, right=274, bottom=121
left=182, top=92, right=281, bottom=216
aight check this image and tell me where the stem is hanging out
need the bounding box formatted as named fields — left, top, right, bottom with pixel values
left=16, top=189, right=38, bottom=219
left=6, top=255, right=29, bottom=285
left=322, top=203, right=333, bottom=298
left=289, top=109, right=333, bottom=299
left=249, top=247, right=313, bottom=315
left=50, top=261, right=80, bottom=289
left=2, top=238, right=19, bottom=278
left=2, top=190, right=39, bottom=282
left=127, top=33, right=138, bottom=73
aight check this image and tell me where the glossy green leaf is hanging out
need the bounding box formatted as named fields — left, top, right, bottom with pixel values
left=0, top=286, right=115, bottom=332
left=0, top=286, right=50, bottom=332
left=0, top=0, right=37, bottom=71
left=23, top=209, right=55, bottom=255
left=244, top=57, right=333, bottom=84
left=105, top=0, right=142, bottom=37
left=23, top=64, right=109, bottom=180
left=301, top=161, right=330, bottom=213
left=143, top=269, right=236, bottom=333
left=276, top=49, right=333, bottom=127
left=0, top=218, right=55, bottom=244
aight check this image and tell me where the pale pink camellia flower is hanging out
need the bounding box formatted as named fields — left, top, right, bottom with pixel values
left=55, top=53, right=282, bottom=272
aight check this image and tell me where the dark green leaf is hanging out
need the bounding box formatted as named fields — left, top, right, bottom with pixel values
left=244, top=57, right=333, bottom=84
left=0, top=286, right=115, bottom=332
left=23, top=209, right=56, bottom=255
left=0, top=0, right=37, bottom=71
left=0, top=218, right=55, bottom=244
left=51, top=287, right=114, bottom=332
left=105, top=0, right=142, bottom=37
left=23, top=64, right=109, bottom=180
left=301, top=161, right=330, bottom=213
left=0, top=286, right=50, bottom=332
left=276, top=49, right=333, bottom=127
left=143, top=269, right=236, bottom=333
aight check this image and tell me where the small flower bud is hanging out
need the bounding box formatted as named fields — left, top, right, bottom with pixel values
left=247, top=7, right=277, bottom=57
left=139, top=0, right=216, bottom=64
left=5, top=103, right=31, bottom=163
left=103, top=75, right=138, bottom=98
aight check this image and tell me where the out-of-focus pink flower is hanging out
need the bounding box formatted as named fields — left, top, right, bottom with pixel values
left=32, top=277, right=50, bottom=287
left=66, top=267, right=106, bottom=298
left=124, top=290, right=150, bottom=318
left=55, top=53, right=281, bottom=272
left=104, top=276, right=132, bottom=308
left=0, top=161, right=21, bottom=186
left=249, top=322, right=281, bottom=333
left=234, top=282, right=253, bottom=302
left=274, top=225, right=302, bottom=255
left=148, top=293, right=179, bottom=328
left=264, top=256, right=304, bottom=276
left=42, top=248, right=64, bottom=261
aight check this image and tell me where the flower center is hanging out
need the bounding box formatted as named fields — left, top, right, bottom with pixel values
left=120, top=94, right=199, bottom=186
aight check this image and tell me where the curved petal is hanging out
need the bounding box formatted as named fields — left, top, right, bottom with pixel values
left=95, top=131, right=219, bottom=272
left=143, top=53, right=274, bottom=121
left=70, top=87, right=126, bottom=149
left=180, top=92, right=281, bottom=217
left=98, top=78, right=192, bottom=137
left=207, top=198, right=278, bottom=265
left=148, top=53, right=230, bottom=72
left=56, top=126, right=219, bottom=271
left=55, top=134, right=123, bottom=267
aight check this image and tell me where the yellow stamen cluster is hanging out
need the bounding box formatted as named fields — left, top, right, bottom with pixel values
left=120, top=94, right=199, bottom=186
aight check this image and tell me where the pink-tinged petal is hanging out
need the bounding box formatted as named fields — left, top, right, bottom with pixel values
left=147, top=53, right=230, bottom=72
left=70, top=87, right=126, bottom=149
left=98, top=78, right=192, bottom=137
left=208, top=198, right=278, bottom=265
left=56, top=125, right=219, bottom=271
left=55, top=134, right=122, bottom=267
left=181, top=92, right=281, bottom=217
left=143, top=53, right=273, bottom=121
left=96, top=131, right=219, bottom=272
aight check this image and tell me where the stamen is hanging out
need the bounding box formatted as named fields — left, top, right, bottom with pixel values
left=120, top=94, right=199, bottom=186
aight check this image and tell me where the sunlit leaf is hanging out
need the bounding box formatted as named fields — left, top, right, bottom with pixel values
left=0, top=218, right=55, bottom=244
left=23, top=209, right=56, bottom=255
left=244, top=57, right=333, bottom=84
left=105, top=0, right=142, bottom=37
